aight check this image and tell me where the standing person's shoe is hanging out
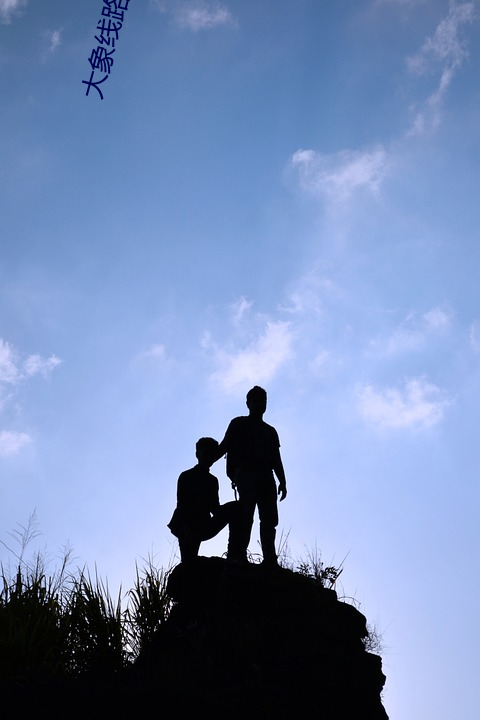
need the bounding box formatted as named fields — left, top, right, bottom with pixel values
left=260, top=556, right=279, bottom=569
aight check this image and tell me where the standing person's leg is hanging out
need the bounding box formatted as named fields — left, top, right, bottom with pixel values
left=257, top=472, right=279, bottom=565
left=234, top=469, right=257, bottom=560
left=224, top=501, right=245, bottom=561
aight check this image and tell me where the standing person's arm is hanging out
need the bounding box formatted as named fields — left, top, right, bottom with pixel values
left=212, top=418, right=237, bottom=465
left=214, top=424, right=231, bottom=462
left=215, top=439, right=227, bottom=461
left=272, top=447, right=287, bottom=501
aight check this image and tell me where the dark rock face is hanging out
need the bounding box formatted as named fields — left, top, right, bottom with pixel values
left=133, top=557, right=389, bottom=719
left=3, top=556, right=388, bottom=718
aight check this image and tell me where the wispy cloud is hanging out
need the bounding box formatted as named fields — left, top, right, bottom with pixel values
left=46, top=29, right=62, bottom=53
left=469, top=320, right=480, bottom=353
left=206, top=319, right=294, bottom=393
left=279, top=266, right=336, bottom=317
left=230, top=296, right=253, bottom=325
left=407, top=1, right=476, bottom=73
left=132, top=343, right=177, bottom=379
left=0, top=340, right=61, bottom=387
left=132, top=342, right=179, bottom=380
left=23, top=353, right=62, bottom=377
left=407, top=1, right=477, bottom=135
left=289, top=4, right=478, bottom=212
left=374, top=0, right=427, bottom=6
left=371, top=307, right=452, bottom=356
left=290, top=146, right=389, bottom=202
left=0, top=339, right=20, bottom=388
left=175, top=1, right=236, bottom=31
left=0, top=0, right=27, bottom=24
left=357, top=376, right=450, bottom=429
left=0, top=338, right=61, bottom=456
left=152, top=0, right=237, bottom=31
left=135, top=343, right=168, bottom=363
left=0, top=430, right=31, bottom=457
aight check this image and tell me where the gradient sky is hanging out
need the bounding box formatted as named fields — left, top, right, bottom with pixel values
left=1, top=1, right=480, bottom=717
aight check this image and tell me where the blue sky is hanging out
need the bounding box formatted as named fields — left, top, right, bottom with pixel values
left=1, top=0, right=480, bottom=716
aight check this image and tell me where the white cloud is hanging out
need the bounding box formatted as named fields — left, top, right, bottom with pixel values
left=0, top=430, right=31, bottom=457
left=407, top=1, right=477, bottom=135
left=291, top=146, right=389, bottom=201
left=0, top=339, right=20, bottom=385
left=310, top=349, right=331, bottom=375
left=132, top=344, right=174, bottom=376
left=23, top=353, right=62, bottom=378
left=375, top=0, right=426, bottom=5
left=280, top=268, right=336, bottom=317
left=0, top=0, right=26, bottom=24
left=357, top=376, right=449, bottom=429
left=408, top=1, right=476, bottom=72
left=0, top=338, right=61, bottom=456
left=208, top=320, right=294, bottom=392
left=173, top=0, right=236, bottom=31
left=469, top=320, right=480, bottom=353
left=136, top=344, right=168, bottom=362
left=230, top=296, right=253, bottom=325
left=377, top=307, right=452, bottom=355
left=423, top=307, right=452, bottom=330
left=48, top=29, right=62, bottom=53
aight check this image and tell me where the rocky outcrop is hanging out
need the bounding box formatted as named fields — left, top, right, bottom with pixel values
left=132, top=556, right=389, bottom=719
left=3, top=556, right=388, bottom=718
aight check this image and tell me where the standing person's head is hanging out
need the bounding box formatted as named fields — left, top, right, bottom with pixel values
left=246, top=386, right=267, bottom=417
left=195, top=437, right=219, bottom=467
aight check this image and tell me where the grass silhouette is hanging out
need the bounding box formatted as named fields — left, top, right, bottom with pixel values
left=1, top=514, right=381, bottom=688
left=0, top=512, right=171, bottom=684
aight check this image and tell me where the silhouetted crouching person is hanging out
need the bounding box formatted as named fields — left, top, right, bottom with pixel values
left=168, top=437, right=243, bottom=564
left=216, top=386, right=287, bottom=566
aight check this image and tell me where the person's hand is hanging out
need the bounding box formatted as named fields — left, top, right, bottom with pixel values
left=278, top=484, right=287, bottom=501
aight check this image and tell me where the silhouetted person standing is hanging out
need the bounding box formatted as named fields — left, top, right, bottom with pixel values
left=168, top=437, right=242, bottom=564
left=216, top=386, right=287, bottom=566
